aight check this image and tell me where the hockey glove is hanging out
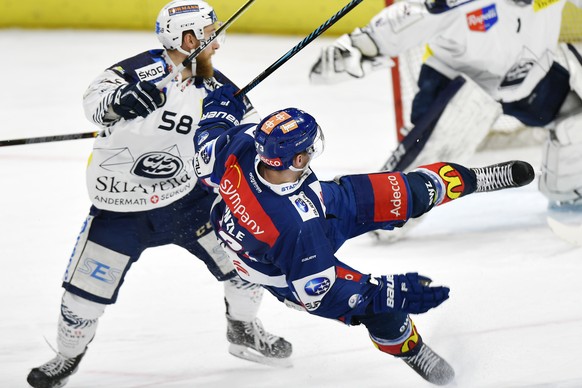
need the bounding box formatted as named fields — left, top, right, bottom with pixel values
left=111, top=81, right=166, bottom=120
left=310, top=28, right=392, bottom=84
left=199, top=84, right=246, bottom=132
left=375, top=273, right=449, bottom=314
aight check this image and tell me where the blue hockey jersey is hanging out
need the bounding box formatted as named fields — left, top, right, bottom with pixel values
left=194, top=124, right=437, bottom=321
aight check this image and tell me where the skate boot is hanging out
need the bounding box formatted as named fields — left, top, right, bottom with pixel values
left=402, top=342, right=454, bottom=386
left=472, top=160, right=535, bottom=192
left=27, top=351, right=85, bottom=388
left=226, top=315, right=292, bottom=368
left=547, top=200, right=582, bottom=246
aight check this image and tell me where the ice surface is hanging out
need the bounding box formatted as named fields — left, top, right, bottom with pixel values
left=1, top=30, right=581, bottom=387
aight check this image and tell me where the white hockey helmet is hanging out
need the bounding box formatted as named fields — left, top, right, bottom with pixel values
left=155, top=0, right=218, bottom=51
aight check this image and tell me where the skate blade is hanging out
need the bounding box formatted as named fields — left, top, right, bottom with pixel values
left=228, top=344, right=293, bottom=368
left=547, top=216, right=582, bottom=246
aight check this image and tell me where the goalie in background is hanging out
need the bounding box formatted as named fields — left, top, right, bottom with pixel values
left=26, top=2, right=292, bottom=388
left=309, top=0, right=582, bottom=245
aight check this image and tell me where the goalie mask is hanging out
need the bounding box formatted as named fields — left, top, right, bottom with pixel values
left=254, top=108, right=325, bottom=171
left=156, top=0, right=218, bottom=53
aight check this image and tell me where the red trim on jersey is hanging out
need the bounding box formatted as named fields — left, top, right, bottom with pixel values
left=368, top=172, right=409, bottom=222
left=220, top=155, right=280, bottom=247
left=336, top=266, right=363, bottom=282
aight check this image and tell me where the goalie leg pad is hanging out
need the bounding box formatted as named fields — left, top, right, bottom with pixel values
left=539, top=110, right=582, bottom=204
left=560, top=43, right=582, bottom=98
left=383, top=72, right=502, bottom=172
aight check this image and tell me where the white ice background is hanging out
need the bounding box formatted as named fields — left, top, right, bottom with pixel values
left=1, top=30, right=581, bottom=387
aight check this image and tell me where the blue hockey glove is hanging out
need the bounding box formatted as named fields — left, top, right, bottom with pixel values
left=375, top=273, right=450, bottom=314
left=199, top=84, right=246, bottom=131
left=112, top=81, right=166, bottom=120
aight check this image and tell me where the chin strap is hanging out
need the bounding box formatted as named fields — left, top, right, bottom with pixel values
left=176, top=47, right=197, bottom=68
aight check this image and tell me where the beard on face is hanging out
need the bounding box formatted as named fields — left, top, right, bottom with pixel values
left=195, top=54, right=214, bottom=78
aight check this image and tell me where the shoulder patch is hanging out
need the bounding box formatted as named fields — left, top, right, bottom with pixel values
left=291, top=267, right=336, bottom=311
left=135, top=61, right=166, bottom=82
left=466, top=4, right=498, bottom=32
left=289, top=191, right=320, bottom=222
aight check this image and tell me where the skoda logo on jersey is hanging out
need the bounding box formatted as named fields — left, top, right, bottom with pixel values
left=136, top=61, right=165, bottom=82
left=132, top=152, right=183, bottom=179
left=304, top=277, right=331, bottom=296
left=294, top=197, right=309, bottom=212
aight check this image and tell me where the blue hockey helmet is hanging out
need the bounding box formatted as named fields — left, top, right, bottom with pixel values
left=254, top=108, right=324, bottom=171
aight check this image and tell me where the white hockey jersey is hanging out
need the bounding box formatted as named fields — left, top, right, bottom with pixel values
left=83, top=49, right=258, bottom=212
left=369, top=0, right=582, bottom=102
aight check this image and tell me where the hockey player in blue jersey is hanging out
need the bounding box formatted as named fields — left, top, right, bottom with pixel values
left=193, top=85, right=536, bottom=385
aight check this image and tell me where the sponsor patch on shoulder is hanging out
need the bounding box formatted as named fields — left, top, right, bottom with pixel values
left=466, top=4, right=498, bottom=32
left=135, top=61, right=165, bottom=82
left=292, top=267, right=336, bottom=311
left=289, top=191, right=319, bottom=221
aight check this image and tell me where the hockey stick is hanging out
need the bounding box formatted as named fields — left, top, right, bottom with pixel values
left=235, top=0, right=364, bottom=96
left=0, top=0, right=256, bottom=148
left=0, top=131, right=98, bottom=147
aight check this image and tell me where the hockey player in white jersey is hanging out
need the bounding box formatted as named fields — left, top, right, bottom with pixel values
left=27, top=2, right=292, bottom=387
left=310, top=0, right=582, bottom=244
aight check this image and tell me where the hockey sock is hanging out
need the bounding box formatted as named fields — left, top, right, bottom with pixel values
left=224, top=277, right=264, bottom=322
left=368, top=317, right=422, bottom=357
left=413, top=162, right=476, bottom=206
left=57, top=291, right=105, bottom=358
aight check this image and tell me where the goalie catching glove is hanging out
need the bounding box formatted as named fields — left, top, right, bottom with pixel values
left=373, top=273, right=450, bottom=315
left=310, top=27, right=392, bottom=84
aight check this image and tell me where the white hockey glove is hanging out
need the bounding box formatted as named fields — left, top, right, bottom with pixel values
left=309, top=28, right=392, bottom=85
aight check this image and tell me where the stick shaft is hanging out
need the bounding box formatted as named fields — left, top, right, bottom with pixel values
left=0, top=131, right=98, bottom=147
left=236, top=0, right=363, bottom=96
left=0, top=0, right=257, bottom=148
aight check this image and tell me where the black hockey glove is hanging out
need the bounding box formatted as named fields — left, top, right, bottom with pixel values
left=112, top=81, right=166, bottom=120
left=375, top=273, right=450, bottom=314
left=199, top=84, right=246, bottom=132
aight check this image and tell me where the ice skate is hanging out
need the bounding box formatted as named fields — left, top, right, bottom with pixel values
left=402, top=342, right=454, bottom=386
left=547, top=200, right=582, bottom=246
left=27, top=351, right=85, bottom=388
left=472, top=160, right=534, bottom=192
left=226, top=315, right=292, bottom=368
